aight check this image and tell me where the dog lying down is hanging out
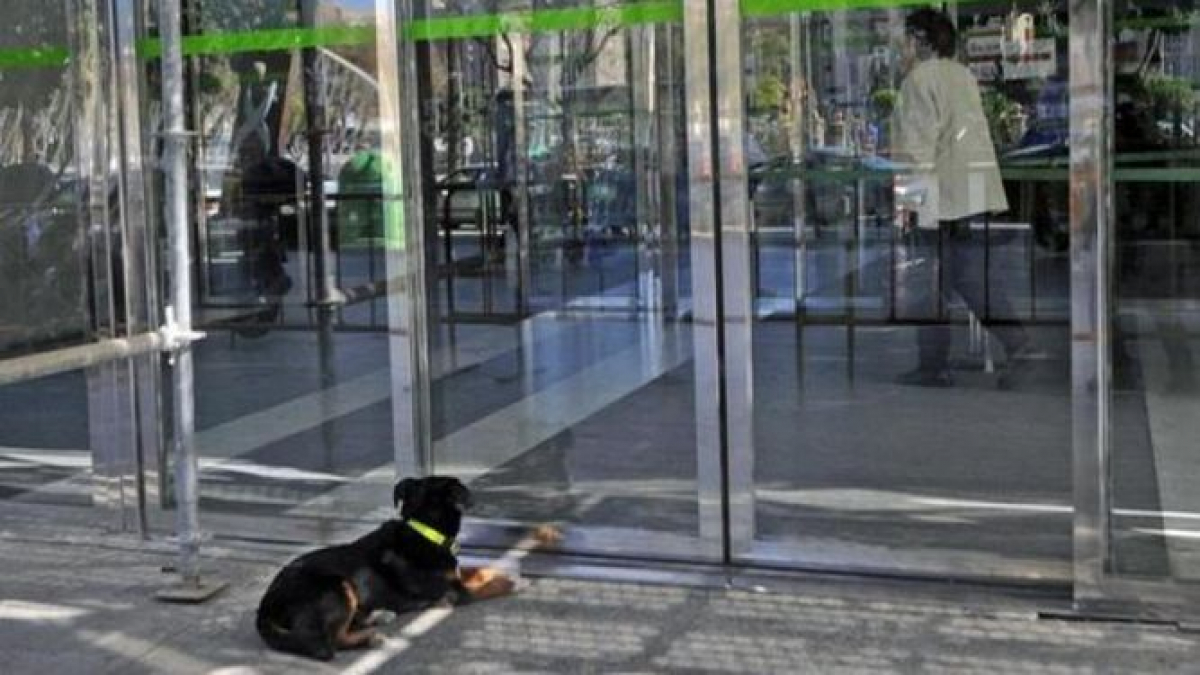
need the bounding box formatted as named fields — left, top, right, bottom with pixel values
left=255, top=476, right=560, bottom=661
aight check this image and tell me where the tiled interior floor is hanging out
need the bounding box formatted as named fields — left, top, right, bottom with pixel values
left=0, top=271, right=1189, bottom=583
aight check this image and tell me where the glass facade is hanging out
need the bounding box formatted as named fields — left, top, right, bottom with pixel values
left=1, top=0, right=1198, bottom=613
left=0, top=2, right=89, bottom=506
left=741, top=4, right=1073, bottom=579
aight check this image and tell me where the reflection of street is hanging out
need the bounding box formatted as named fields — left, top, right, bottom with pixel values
left=6, top=289, right=1194, bottom=580
left=751, top=214, right=1070, bottom=323
left=435, top=230, right=643, bottom=316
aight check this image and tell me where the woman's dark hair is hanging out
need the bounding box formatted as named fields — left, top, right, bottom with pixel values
left=905, top=8, right=957, bottom=59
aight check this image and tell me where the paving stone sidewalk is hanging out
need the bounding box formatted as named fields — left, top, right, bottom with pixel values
left=1, top=515, right=1198, bottom=674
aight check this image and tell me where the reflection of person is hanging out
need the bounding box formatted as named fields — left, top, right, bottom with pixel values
left=492, top=89, right=517, bottom=232
left=892, top=8, right=1033, bottom=388
left=745, top=130, right=767, bottom=196
left=230, top=61, right=278, bottom=164
left=240, top=157, right=297, bottom=300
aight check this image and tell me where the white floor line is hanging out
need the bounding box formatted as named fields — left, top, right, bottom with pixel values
left=1133, top=528, right=1200, bottom=541
left=1131, top=315, right=1200, bottom=577
left=287, top=325, right=691, bottom=518
left=428, top=325, right=691, bottom=484
left=197, top=315, right=570, bottom=463
left=6, top=316, right=566, bottom=504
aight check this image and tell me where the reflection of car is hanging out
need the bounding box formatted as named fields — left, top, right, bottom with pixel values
left=584, top=165, right=635, bottom=235
left=435, top=164, right=500, bottom=229
left=750, top=147, right=893, bottom=231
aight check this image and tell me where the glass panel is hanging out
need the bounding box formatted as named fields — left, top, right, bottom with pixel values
left=154, top=0, right=405, bottom=536
left=743, top=3, right=1073, bottom=578
left=0, top=3, right=95, bottom=511
left=0, top=374, right=92, bottom=508
left=420, top=2, right=705, bottom=555
left=0, top=2, right=88, bottom=358
left=1110, top=1, right=1200, bottom=582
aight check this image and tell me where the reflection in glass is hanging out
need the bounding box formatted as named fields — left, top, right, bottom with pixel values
left=0, top=2, right=86, bottom=358
left=168, top=1, right=401, bottom=533
left=1110, top=1, right=1200, bottom=582
left=746, top=4, right=1072, bottom=579
left=421, top=8, right=703, bottom=552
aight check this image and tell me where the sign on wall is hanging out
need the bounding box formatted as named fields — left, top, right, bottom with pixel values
left=966, top=28, right=1057, bottom=82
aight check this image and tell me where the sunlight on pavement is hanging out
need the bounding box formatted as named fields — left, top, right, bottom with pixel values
left=0, top=600, right=90, bottom=624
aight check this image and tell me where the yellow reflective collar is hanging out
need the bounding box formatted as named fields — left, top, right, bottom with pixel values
left=406, top=518, right=459, bottom=554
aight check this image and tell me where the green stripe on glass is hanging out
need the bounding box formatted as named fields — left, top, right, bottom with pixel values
left=138, top=25, right=376, bottom=58
left=405, top=2, right=681, bottom=41
left=0, top=46, right=69, bottom=69
left=130, top=1, right=683, bottom=58
left=742, top=0, right=995, bottom=16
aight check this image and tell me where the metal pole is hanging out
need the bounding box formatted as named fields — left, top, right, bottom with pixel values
left=0, top=333, right=164, bottom=387
left=300, top=0, right=339, bottom=308
left=156, top=0, right=224, bottom=602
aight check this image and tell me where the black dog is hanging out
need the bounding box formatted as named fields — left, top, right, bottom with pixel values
left=256, top=476, right=474, bottom=660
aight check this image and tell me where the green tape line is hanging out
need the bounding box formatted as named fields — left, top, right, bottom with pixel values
left=5, top=2, right=1195, bottom=68
left=130, top=1, right=683, bottom=58
left=742, top=0, right=994, bottom=17
left=0, top=46, right=69, bottom=69
left=138, top=25, right=375, bottom=58
left=405, top=2, right=682, bottom=41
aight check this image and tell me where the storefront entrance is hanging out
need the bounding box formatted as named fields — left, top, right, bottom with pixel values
left=2, top=0, right=1198, bottom=618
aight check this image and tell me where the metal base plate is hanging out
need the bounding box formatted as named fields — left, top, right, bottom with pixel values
left=155, top=579, right=228, bottom=604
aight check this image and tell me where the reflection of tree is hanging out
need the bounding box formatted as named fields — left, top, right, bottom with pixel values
left=0, top=3, right=83, bottom=351
left=188, top=1, right=379, bottom=211
left=442, top=0, right=622, bottom=186
left=745, top=24, right=799, bottom=157
left=0, top=1, right=72, bottom=167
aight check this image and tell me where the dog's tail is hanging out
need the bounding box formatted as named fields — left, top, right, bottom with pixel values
left=256, top=608, right=335, bottom=661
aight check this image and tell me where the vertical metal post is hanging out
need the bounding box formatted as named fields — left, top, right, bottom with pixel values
left=299, top=2, right=339, bottom=474
left=713, top=0, right=756, bottom=557
left=113, top=0, right=165, bottom=537
left=512, top=39, right=532, bottom=316
left=1070, top=0, right=1111, bottom=605
left=790, top=13, right=809, bottom=317
left=156, top=0, right=223, bottom=602
left=656, top=23, right=680, bottom=318
left=68, top=0, right=134, bottom=533
left=684, top=0, right=725, bottom=560
left=380, top=0, right=432, bottom=477
left=300, top=0, right=339, bottom=309
left=632, top=25, right=661, bottom=313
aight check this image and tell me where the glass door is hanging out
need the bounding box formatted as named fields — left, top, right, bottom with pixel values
left=1082, top=0, right=1200, bottom=614
left=144, top=0, right=430, bottom=542
left=411, top=1, right=722, bottom=561
left=725, top=0, right=1076, bottom=581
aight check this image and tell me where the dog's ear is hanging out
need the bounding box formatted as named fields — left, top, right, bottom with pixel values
left=449, top=481, right=473, bottom=512
left=393, top=478, right=419, bottom=509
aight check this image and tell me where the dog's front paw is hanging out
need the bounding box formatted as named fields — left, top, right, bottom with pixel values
left=461, top=566, right=517, bottom=600
left=366, top=609, right=398, bottom=627
left=367, top=633, right=387, bottom=649
left=533, top=524, right=563, bottom=546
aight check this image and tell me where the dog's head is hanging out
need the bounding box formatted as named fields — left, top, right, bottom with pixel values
left=392, top=476, right=472, bottom=539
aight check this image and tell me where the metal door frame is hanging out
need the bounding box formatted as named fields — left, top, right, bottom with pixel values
left=1069, top=0, right=1200, bottom=619
left=703, top=0, right=1200, bottom=617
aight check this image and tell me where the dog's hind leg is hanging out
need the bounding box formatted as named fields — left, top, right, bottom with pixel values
left=336, top=625, right=380, bottom=650
left=334, top=580, right=380, bottom=650
left=285, top=610, right=338, bottom=661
